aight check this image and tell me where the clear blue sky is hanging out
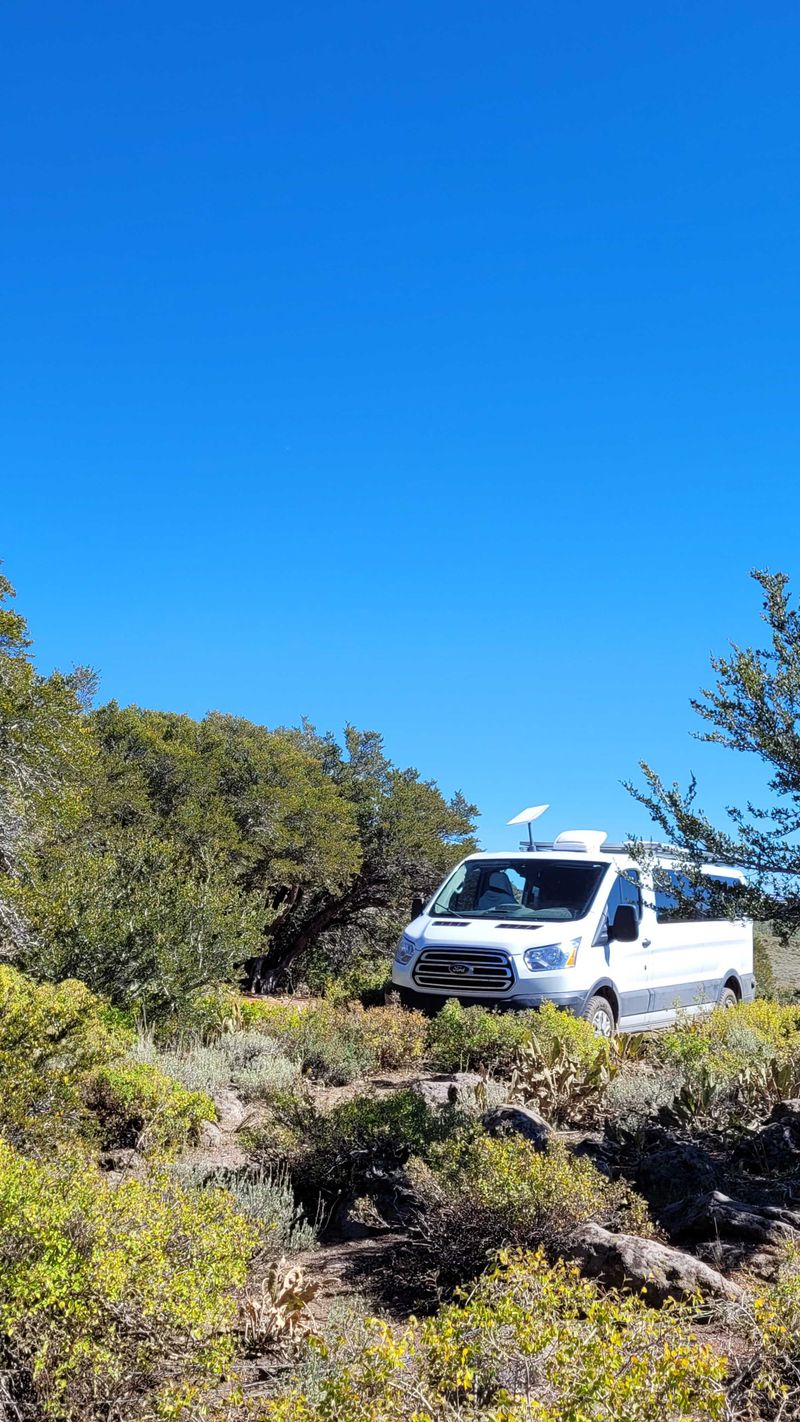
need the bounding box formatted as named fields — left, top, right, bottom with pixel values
left=3, top=2, right=799, bottom=848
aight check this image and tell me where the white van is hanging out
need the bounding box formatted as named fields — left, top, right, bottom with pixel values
left=391, top=827, right=754, bottom=1035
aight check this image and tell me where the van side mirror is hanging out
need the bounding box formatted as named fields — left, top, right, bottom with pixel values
left=411, top=896, right=425, bottom=920
left=609, top=903, right=639, bottom=943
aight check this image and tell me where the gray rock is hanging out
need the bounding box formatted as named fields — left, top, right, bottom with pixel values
left=565, top=1221, right=743, bottom=1305
left=481, top=1104, right=551, bottom=1151
left=696, top=1238, right=788, bottom=1281
left=199, top=1120, right=225, bottom=1149
left=412, top=1073, right=486, bottom=1109
left=635, top=1141, right=718, bottom=1212
left=662, top=1190, right=800, bottom=1246
left=770, top=1099, right=800, bottom=1126
left=212, top=1087, right=247, bottom=1133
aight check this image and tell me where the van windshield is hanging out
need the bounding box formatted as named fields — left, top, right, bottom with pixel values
left=430, top=858, right=607, bottom=921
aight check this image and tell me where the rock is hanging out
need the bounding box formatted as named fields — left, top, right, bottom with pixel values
left=199, top=1120, right=225, bottom=1149
left=99, top=1147, right=143, bottom=1173
left=412, top=1073, right=486, bottom=1109
left=635, top=1141, right=718, bottom=1212
left=564, top=1221, right=743, bottom=1306
left=736, top=1120, right=800, bottom=1173
left=213, top=1088, right=247, bottom=1133
left=770, top=1099, right=800, bottom=1126
left=695, top=1239, right=788, bottom=1281
left=735, top=1101, right=800, bottom=1173
left=481, top=1105, right=551, bottom=1151
left=661, top=1190, right=800, bottom=1246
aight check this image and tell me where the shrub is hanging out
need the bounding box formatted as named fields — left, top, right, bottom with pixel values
left=258, top=1250, right=726, bottom=1422
left=604, top=1063, right=684, bottom=1134
left=0, top=1137, right=255, bottom=1421
left=754, top=928, right=778, bottom=1000
left=0, top=967, right=132, bottom=1149
left=407, top=1132, right=650, bottom=1293
left=509, top=1002, right=616, bottom=1124
left=179, top=1164, right=317, bottom=1254
left=424, top=999, right=536, bottom=1072
left=653, top=1000, right=800, bottom=1130
left=739, top=1244, right=800, bottom=1411
left=233, top=1000, right=427, bottom=1085
left=262, top=1089, right=464, bottom=1204
left=134, top=1031, right=230, bottom=1094
left=81, top=1061, right=215, bottom=1152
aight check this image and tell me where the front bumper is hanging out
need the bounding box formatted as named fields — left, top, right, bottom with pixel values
left=391, top=965, right=587, bottom=1014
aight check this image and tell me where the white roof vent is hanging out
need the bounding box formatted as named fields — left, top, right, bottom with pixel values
left=553, top=829, right=608, bottom=854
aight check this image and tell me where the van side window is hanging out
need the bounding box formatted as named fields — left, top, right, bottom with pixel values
left=655, top=871, right=740, bottom=923
left=599, top=870, right=641, bottom=937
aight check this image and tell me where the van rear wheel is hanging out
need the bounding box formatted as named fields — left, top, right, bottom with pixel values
left=718, top=986, right=738, bottom=1010
left=582, top=995, right=615, bottom=1039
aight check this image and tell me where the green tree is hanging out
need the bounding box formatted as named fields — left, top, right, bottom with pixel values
left=629, top=569, right=800, bottom=935
left=0, top=572, right=93, bottom=954
left=252, top=725, right=477, bottom=989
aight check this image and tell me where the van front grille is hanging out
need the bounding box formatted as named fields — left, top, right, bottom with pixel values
left=412, top=948, right=514, bottom=994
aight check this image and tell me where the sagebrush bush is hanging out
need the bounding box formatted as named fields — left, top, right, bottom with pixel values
left=81, top=1061, right=215, bottom=1152
left=0, top=1137, right=255, bottom=1422
left=178, top=1164, right=317, bottom=1254
left=258, top=1250, right=726, bottom=1422
left=135, top=1034, right=231, bottom=1096
left=604, top=1063, right=683, bottom=1133
left=407, top=1132, right=650, bottom=1293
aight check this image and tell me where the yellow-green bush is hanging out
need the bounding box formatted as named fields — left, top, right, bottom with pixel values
left=408, top=1133, right=650, bottom=1293
left=258, top=1250, right=726, bottom=1421
left=424, top=999, right=537, bottom=1072
left=0, top=1137, right=255, bottom=1422
left=0, top=967, right=133, bottom=1149
left=81, top=1061, right=215, bottom=1152
left=652, top=1000, right=800, bottom=1128
left=193, top=997, right=428, bottom=1084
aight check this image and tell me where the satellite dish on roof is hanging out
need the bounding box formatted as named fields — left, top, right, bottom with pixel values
left=507, top=804, right=550, bottom=826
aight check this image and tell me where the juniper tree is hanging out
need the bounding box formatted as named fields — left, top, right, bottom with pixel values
left=628, top=569, right=800, bottom=936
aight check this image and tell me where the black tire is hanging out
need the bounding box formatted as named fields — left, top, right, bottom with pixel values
left=582, top=994, right=616, bottom=1039
left=718, top=985, right=739, bottom=1010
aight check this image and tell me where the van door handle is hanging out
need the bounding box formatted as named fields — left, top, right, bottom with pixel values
left=641, top=938, right=652, bottom=948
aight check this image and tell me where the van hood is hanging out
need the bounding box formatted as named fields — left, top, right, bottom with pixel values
left=420, top=917, right=551, bottom=953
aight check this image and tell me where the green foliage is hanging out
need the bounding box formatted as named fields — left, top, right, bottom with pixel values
left=0, top=966, right=132, bottom=1148
left=262, top=1089, right=462, bottom=1204
left=259, top=1250, right=725, bottom=1421
left=22, top=832, right=264, bottom=1015
left=408, top=1133, right=650, bottom=1292
left=0, top=572, right=95, bottom=953
left=754, top=927, right=779, bottom=999
left=424, top=999, right=537, bottom=1072
left=739, top=1245, right=800, bottom=1412
left=81, top=1061, right=215, bottom=1152
left=0, top=1137, right=255, bottom=1421
left=629, top=570, right=800, bottom=940
left=509, top=1000, right=617, bottom=1124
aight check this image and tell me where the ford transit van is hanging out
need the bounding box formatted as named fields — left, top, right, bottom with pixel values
left=391, top=827, right=754, bottom=1035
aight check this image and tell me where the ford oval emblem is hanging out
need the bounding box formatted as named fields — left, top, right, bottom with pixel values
left=449, top=963, right=470, bottom=976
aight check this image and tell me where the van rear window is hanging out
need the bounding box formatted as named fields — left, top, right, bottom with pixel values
left=654, top=871, right=740, bottom=924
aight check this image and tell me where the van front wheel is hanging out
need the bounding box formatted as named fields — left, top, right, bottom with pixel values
left=718, top=986, right=738, bottom=1010
left=582, top=995, right=615, bottom=1039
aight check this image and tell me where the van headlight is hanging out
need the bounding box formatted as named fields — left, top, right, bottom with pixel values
left=523, top=937, right=581, bottom=971
left=395, top=934, right=417, bottom=965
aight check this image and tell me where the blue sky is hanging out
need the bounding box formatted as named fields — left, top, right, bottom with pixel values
left=3, top=2, right=799, bottom=848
